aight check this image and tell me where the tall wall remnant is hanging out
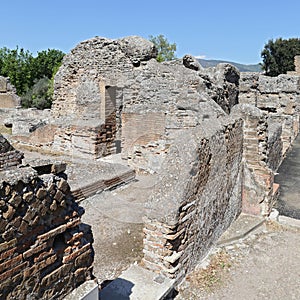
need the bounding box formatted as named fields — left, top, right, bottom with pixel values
left=287, top=55, right=300, bottom=75
left=0, top=76, right=20, bottom=109
left=239, top=73, right=300, bottom=157
left=0, top=134, right=94, bottom=299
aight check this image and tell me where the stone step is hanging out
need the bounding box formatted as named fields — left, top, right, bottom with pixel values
left=72, top=169, right=136, bottom=202
left=99, top=265, right=175, bottom=300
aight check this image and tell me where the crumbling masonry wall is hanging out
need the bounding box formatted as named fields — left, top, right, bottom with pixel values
left=231, top=105, right=275, bottom=215
left=239, top=73, right=300, bottom=158
left=0, top=76, right=20, bottom=109
left=0, top=135, right=93, bottom=299
left=142, top=118, right=243, bottom=280
left=50, top=36, right=243, bottom=283
left=3, top=36, right=300, bottom=287
left=0, top=135, right=23, bottom=171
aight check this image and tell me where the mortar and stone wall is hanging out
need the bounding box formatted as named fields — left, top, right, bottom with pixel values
left=239, top=72, right=300, bottom=158
left=287, top=55, right=300, bottom=75
left=142, top=117, right=243, bottom=280
left=49, top=36, right=246, bottom=283
left=0, top=135, right=23, bottom=171
left=231, top=105, right=275, bottom=215
left=0, top=134, right=94, bottom=299
left=0, top=76, right=20, bottom=109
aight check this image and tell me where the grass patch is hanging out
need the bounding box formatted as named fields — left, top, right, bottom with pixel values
left=0, top=125, right=12, bottom=135
left=186, top=250, right=232, bottom=293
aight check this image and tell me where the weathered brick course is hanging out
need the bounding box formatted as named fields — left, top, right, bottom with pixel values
left=0, top=135, right=94, bottom=299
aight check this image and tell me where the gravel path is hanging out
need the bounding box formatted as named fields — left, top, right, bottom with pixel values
left=177, top=223, right=300, bottom=300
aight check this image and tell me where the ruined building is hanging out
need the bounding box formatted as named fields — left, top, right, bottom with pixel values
left=0, top=36, right=300, bottom=296
left=0, top=135, right=93, bottom=299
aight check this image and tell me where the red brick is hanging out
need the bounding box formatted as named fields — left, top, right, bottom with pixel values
left=24, top=254, right=57, bottom=278
left=0, top=261, right=28, bottom=282
left=23, top=242, right=48, bottom=260
left=37, top=223, right=67, bottom=242
left=62, top=243, right=90, bottom=264
left=0, top=238, right=17, bottom=253
left=33, top=249, right=54, bottom=263
left=0, top=246, right=16, bottom=262
left=0, top=253, right=23, bottom=273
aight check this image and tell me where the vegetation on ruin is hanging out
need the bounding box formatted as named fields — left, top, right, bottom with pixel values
left=0, top=47, right=64, bottom=109
left=178, top=250, right=232, bottom=299
left=149, top=34, right=177, bottom=62
left=261, top=38, right=300, bottom=76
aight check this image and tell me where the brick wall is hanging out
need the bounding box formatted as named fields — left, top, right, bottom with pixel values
left=232, top=105, right=274, bottom=215
left=142, top=119, right=243, bottom=280
left=0, top=134, right=23, bottom=171
left=122, top=112, right=167, bottom=172
left=0, top=164, right=93, bottom=299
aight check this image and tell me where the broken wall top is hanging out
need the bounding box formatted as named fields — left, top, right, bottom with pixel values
left=52, top=36, right=240, bottom=124
left=240, top=72, right=300, bottom=93
left=0, top=76, right=21, bottom=108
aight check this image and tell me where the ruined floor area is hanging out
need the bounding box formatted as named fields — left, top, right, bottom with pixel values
left=176, top=221, right=300, bottom=300
left=80, top=173, right=158, bottom=283
left=23, top=150, right=155, bottom=284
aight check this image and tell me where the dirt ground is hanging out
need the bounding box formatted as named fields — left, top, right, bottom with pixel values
left=176, top=222, right=300, bottom=300
left=80, top=174, right=157, bottom=285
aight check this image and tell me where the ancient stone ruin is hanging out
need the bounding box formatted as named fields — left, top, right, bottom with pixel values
left=0, top=76, right=20, bottom=109
left=1, top=36, right=300, bottom=298
left=0, top=135, right=93, bottom=299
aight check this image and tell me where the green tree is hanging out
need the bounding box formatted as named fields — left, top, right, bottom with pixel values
left=149, top=34, right=177, bottom=62
left=31, top=49, right=65, bottom=81
left=261, top=38, right=300, bottom=76
left=0, top=46, right=65, bottom=108
left=0, top=47, right=33, bottom=94
left=21, top=77, right=52, bottom=109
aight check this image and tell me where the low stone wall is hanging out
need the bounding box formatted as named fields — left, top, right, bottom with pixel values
left=0, top=134, right=23, bottom=171
left=0, top=164, right=94, bottom=299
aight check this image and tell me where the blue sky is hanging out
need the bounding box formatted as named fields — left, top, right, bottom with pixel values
left=1, top=0, right=300, bottom=64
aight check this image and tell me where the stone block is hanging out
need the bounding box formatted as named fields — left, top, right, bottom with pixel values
left=258, top=74, right=300, bottom=93
left=0, top=77, right=7, bottom=92
left=239, top=72, right=259, bottom=92
left=0, top=94, right=18, bottom=108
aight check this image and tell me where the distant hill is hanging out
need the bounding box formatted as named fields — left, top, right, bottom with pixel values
left=198, top=59, right=262, bottom=72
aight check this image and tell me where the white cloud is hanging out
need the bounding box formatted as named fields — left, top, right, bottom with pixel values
left=194, top=55, right=206, bottom=59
